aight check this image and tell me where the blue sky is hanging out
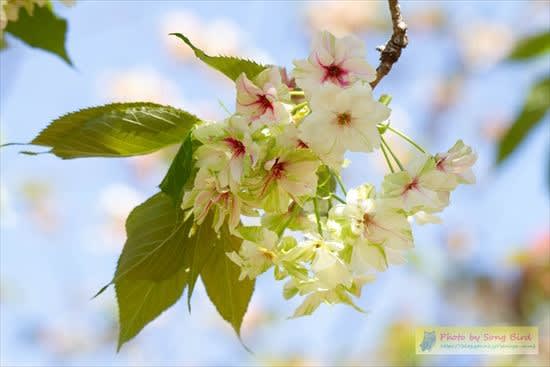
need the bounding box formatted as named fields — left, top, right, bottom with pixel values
left=1, top=1, right=549, bottom=366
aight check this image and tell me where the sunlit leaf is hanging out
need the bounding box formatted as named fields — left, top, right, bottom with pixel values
left=170, top=33, right=267, bottom=81
left=497, top=76, right=550, bottom=164
left=5, top=4, right=71, bottom=64
left=31, top=103, right=200, bottom=158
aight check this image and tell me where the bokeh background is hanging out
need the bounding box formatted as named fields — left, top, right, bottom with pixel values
left=1, top=1, right=549, bottom=366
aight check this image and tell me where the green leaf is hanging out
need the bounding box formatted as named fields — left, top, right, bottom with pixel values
left=31, top=103, right=200, bottom=159
left=115, top=193, right=192, bottom=283
left=508, top=31, right=550, bottom=61
left=159, top=133, right=196, bottom=204
left=200, top=225, right=254, bottom=336
left=170, top=33, right=267, bottom=81
left=5, top=4, right=71, bottom=64
left=114, top=193, right=191, bottom=349
left=116, top=268, right=188, bottom=350
left=497, top=76, right=550, bottom=164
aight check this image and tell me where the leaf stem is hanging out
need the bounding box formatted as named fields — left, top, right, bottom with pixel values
left=386, top=125, right=427, bottom=153
left=313, top=198, right=323, bottom=236
left=380, top=142, right=395, bottom=173
left=381, top=136, right=404, bottom=171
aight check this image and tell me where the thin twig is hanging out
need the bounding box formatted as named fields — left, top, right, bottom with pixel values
left=370, top=0, right=408, bottom=89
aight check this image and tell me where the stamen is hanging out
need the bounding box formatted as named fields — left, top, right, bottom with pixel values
left=336, top=112, right=352, bottom=126
left=297, top=139, right=309, bottom=149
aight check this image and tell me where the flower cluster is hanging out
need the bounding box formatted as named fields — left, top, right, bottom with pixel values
left=182, top=31, right=476, bottom=317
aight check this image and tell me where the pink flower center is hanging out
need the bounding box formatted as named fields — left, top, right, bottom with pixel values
left=336, top=112, right=352, bottom=126
left=224, top=137, right=246, bottom=158
left=403, top=177, right=419, bottom=194
left=322, top=63, right=349, bottom=86
left=436, top=157, right=446, bottom=171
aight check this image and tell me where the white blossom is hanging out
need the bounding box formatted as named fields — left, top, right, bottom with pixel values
left=299, top=83, right=390, bottom=168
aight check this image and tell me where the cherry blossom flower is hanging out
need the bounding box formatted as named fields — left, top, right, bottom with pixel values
left=381, top=155, right=454, bottom=213
left=236, top=67, right=291, bottom=129
left=299, top=83, right=390, bottom=168
left=194, top=115, right=259, bottom=190
left=329, top=184, right=413, bottom=272
left=293, top=30, right=376, bottom=95
left=434, top=140, right=477, bottom=187
left=181, top=168, right=244, bottom=232
left=251, top=149, right=320, bottom=213
left=226, top=227, right=280, bottom=280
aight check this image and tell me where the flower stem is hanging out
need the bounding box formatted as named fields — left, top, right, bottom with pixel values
left=332, top=171, right=347, bottom=196
left=331, top=193, right=347, bottom=204
left=313, top=198, right=323, bottom=236
left=386, top=125, right=427, bottom=153
left=380, top=142, right=395, bottom=173
left=381, top=136, right=404, bottom=171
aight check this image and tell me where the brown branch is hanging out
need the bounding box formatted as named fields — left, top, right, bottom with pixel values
left=370, top=0, right=408, bottom=89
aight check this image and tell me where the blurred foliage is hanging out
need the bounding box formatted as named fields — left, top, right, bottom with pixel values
left=508, top=31, right=550, bottom=61
left=497, top=31, right=550, bottom=178
left=496, top=77, right=550, bottom=164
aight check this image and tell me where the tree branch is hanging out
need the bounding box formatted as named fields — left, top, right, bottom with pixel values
left=370, top=0, right=408, bottom=89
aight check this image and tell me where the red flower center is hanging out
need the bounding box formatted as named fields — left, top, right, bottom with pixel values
left=224, top=137, right=246, bottom=158
left=271, top=158, right=287, bottom=179
left=322, top=63, right=349, bottom=86
left=257, top=94, right=274, bottom=113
